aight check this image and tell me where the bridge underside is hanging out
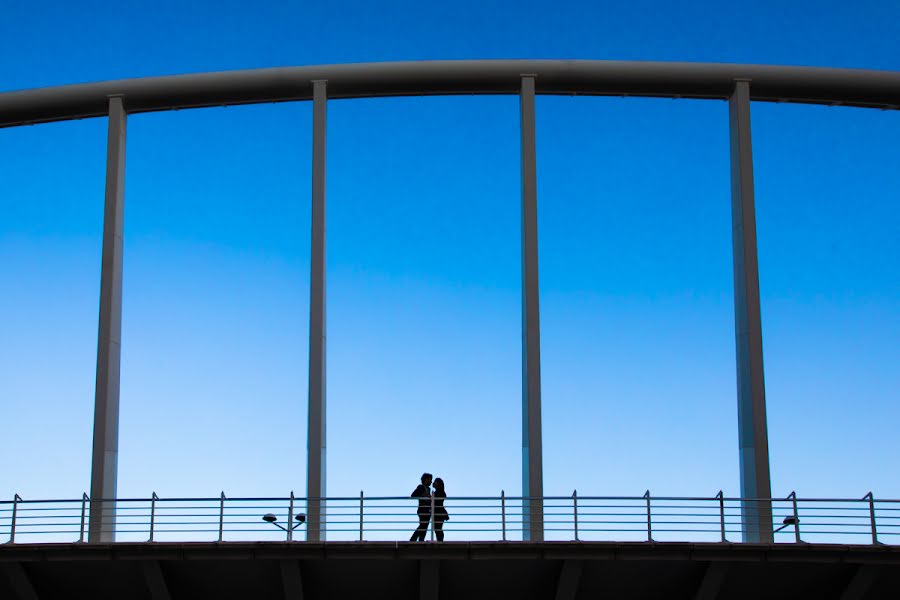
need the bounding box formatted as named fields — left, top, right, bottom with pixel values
left=1, top=542, right=898, bottom=600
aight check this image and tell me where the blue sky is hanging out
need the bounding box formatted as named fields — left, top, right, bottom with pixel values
left=1, top=0, right=898, bottom=521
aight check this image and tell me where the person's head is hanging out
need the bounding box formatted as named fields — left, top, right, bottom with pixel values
left=421, top=472, right=433, bottom=486
left=433, top=478, right=444, bottom=492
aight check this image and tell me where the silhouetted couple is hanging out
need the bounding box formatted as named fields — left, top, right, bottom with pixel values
left=410, top=472, right=449, bottom=542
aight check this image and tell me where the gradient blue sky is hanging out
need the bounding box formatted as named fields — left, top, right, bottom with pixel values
left=1, top=0, right=898, bottom=509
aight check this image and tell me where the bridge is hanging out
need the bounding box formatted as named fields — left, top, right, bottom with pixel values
left=2, top=61, right=899, bottom=598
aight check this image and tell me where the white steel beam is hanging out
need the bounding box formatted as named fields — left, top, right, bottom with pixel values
left=89, top=95, right=126, bottom=543
left=693, top=562, right=728, bottom=600
left=306, top=80, right=327, bottom=542
left=840, top=565, right=880, bottom=600
left=554, top=560, right=583, bottom=600
left=0, top=563, right=38, bottom=600
left=2, top=61, right=899, bottom=128
left=419, top=560, right=439, bottom=600
left=279, top=559, right=304, bottom=600
left=520, top=75, right=544, bottom=542
left=729, top=80, right=773, bottom=544
left=140, top=561, right=172, bottom=600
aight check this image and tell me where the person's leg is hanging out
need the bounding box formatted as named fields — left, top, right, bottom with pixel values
left=424, top=513, right=434, bottom=541
left=435, top=519, right=444, bottom=542
left=412, top=513, right=429, bottom=541
left=411, top=514, right=424, bottom=541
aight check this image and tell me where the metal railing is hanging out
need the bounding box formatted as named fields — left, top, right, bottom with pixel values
left=1, top=491, right=897, bottom=545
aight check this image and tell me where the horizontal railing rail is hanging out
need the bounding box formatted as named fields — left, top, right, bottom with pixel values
left=2, top=491, right=897, bottom=545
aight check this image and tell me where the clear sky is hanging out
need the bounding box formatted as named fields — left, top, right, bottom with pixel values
left=1, top=0, right=898, bottom=520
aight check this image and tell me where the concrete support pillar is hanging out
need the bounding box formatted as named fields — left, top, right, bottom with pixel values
left=307, top=80, right=327, bottom=542
left=89, top=95, right=127, bottom=543
left=520, top=75, right=544, bottom=542
left=728, top=80, right=773, bottom=543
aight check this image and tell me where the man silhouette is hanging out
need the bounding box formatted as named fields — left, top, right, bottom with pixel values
left=409, top=472, right=433, bottom=542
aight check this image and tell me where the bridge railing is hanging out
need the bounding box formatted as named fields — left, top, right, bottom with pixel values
left=1, top=492, right=897, bottom=545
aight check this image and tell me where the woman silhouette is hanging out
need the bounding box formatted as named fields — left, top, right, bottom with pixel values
left=432, top=478, right=449, bottom=541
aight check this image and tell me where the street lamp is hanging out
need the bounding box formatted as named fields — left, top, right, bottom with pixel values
left=774, top=515, right=799, bottom=533
left=262, top=512, right=307, bottom=532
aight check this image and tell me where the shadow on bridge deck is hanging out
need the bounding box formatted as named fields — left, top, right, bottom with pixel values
left=1, top=541, right=898, bottom=599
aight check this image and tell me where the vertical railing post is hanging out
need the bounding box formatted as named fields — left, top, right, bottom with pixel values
left=501, top=490, right=507, bottom=541
left=218, top=492, right=226, bottom=542
left=520, top=73, right=545, bottom=543
left=789, top=491, right=801, bottom=543
left=865, top=492, right=878, bottom=545
left=729, top=79, right=774, bottom=544
left=717, top=491, right=726, bottom=543
left=644, top=490, right=652, bottom=542
left=429, top=492, right=436, bottom=542
left=149, top=492, right=158, bottom=542
left=9, top=494, right=21, bottom=544
left=90, top=94, right=127, bottom=543
left=306, top=78, right=328, bottom=542
left=359, top=491, right=364, bottom=542
left=287, top=491, right=295, bottom=542
left=79, top=493, right=89, bottom=543
left=573, top=490, right=579, bottom=541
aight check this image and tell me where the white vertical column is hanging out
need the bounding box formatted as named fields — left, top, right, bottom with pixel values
left=520, top=75, right=544, bottom=542
left=307, top=80, right=327, bottom=542
left=729, top=80, right=773, bottom=543
left=89, top=95, right=127, bottom=543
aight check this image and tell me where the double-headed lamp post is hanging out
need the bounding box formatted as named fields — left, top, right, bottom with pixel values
left=262, top=513, right=307, bottom=541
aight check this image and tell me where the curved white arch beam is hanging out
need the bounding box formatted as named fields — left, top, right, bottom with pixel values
left=1, top=60, right=899, bottom=128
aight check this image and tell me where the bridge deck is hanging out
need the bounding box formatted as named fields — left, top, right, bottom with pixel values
left=2, top=541, right=898, bottom=599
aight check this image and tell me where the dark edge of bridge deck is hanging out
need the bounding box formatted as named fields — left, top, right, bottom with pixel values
left=2, top=541, right=898, bottom=564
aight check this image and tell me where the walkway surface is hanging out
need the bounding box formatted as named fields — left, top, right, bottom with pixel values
left=2, top=540, right=899, bottom=599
